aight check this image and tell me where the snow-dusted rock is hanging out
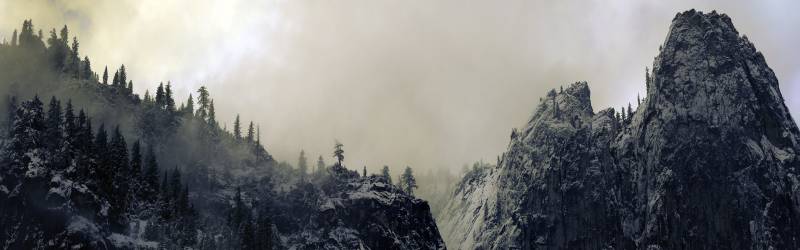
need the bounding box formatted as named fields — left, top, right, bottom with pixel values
left=440, top=9, right=800, bottom=250
left=281, top=171, right=446, bottom=249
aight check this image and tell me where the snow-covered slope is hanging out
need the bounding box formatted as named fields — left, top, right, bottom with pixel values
left=440, top=10, right=800, bottom=249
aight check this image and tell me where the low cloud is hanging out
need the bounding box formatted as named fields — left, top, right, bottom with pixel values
left=2, top=0, right=798, bottom=173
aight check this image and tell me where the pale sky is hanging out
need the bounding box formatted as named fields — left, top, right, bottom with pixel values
left=1, top=0, right=799, bottom=174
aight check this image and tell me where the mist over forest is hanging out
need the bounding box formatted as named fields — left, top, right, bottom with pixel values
left=2, top=1, right=800, bottom=250
left=3, top=0, right=800, bottom=178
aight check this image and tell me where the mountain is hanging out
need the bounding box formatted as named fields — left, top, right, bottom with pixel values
left=439, top=9, right=800, bottom=249
left=0, top=21, right=443, bottom=249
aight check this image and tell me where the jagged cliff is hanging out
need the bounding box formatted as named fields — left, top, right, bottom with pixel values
left=440, top=10, right=800, bottom=249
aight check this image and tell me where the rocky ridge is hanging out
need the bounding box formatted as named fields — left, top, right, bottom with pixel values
left=440, top=9, right=800, bottom=250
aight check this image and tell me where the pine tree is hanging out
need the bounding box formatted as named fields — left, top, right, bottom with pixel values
left=18, top=20, right=38, bottom=48
left=363, top=166, right=367, bottom=177
left=108, top=126, right=130, bottom=230
left=102, top=66, right=109, bottom=85
left=165, top=82, right=175, bottom=111
left=143, top=145, right=160, bottom=202
left=400, top=166, right=418, bottom=196
left=233, top=115, right=242, bottom=141
left=73, top=109, right=95, bottom=182
left=185, top=94, right=194, bottom=116
left=70, top=37, right=80, bottom=78
left=118, top=65, right=127, bottom=92
left=196, top=86, right=210, bottom=120
left=127, top=80, right=134, bottom=95
left=178, top=188, right=198, bottom=246
left=317, top=156, right=325, bottom=174
left=246, top=122, right=255, bottom=143
left=11, top=29, right=17, bottom=46
left=230, top=187, right=247, bottom=229
left=8, top=96, right=46, bottom=179
left=627, top=102, right=633, bottom=120
left=155, top=82, right=165, bottom=107
left=46, top=97, right=66, bottom=172
left=94, top=124, right=110, bottom=193
left=208, top=100, right=216, bottom=127
left=143, top=90, right=152, bottom=104
left=45, top=97, right=63, bottom=153
left=333, top=141, right=344, bottom=167
left=46, top=28, right=67, bottom=71
left=381, top=165, right=392, bottom=184
left=59, top=25, right=69, bottom=45
left=112, top=70, right=119, bottom=87
left=82, top=57, right=92, bottom=80
left=63, top=100, right=76, bottom=140
left=160, top=168, right=176, bottom=220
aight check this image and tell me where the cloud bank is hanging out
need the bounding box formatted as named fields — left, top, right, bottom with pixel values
left=2, top=0, right=798, bottom=173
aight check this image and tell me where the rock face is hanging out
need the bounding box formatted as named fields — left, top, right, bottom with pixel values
left=440, top=10, right=800, bottom=249
left=270, top=166, right=446, bottom=249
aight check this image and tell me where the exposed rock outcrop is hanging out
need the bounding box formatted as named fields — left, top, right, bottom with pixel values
left=440, top=10, right=800, bottom=250
left=257, top=166, right=446, bottom=249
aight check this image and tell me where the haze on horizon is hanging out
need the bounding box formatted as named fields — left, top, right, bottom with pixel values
left=1, top=0, right=798, bottom=174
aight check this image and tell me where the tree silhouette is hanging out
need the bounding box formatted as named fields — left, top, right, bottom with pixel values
left=233, top=114, right=242, bottom=141
left=118, top=65, right=127, bottom=92
left=11, top=29, right=17, bottom=46
left=165, top=82, right=175, bottom=111
left=333, top=141, right=344, bottom=167
left=143, top=145, right=160, bottom=202
left=317, top=155, right=326, bottom=174
left=381, top=166, right=392, bottom=184
left=102, top=66, right=108, bottom=85
left=82, top=56, right=92, bottom=80
left=155, top=82, right=165, bottom=107
left=400, top=166, right=418, bottom=195
left=208, top=100, right=216, bottom=127
left=185, top=94, right=194, bottom=116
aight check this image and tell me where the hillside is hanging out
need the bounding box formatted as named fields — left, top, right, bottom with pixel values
left=0, top=20, right=444, bottom=249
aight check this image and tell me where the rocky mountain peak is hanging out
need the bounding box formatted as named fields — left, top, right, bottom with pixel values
left=651, top=9, right=750, bottom=95
left=670, top=9, right=737, bottom=36
left=441, top=10, right=800, bottom=250
left=520, top=81, right=593, bottom=138
left=638, top=8, right=799, bottom=150
left=560, top=81, right=592, bottom=111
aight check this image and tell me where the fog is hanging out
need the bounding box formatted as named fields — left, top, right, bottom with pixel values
left=2, top=0, right=799, bottom=173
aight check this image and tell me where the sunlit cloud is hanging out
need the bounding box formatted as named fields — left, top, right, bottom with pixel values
left=2, top=0, right=798, bottom=173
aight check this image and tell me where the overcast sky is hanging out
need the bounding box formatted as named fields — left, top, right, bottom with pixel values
left=1, top=0, right=799, bottom=174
